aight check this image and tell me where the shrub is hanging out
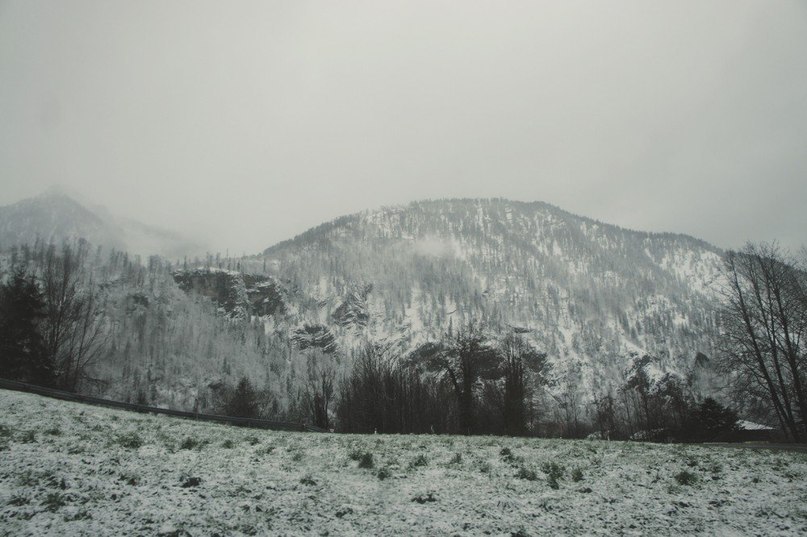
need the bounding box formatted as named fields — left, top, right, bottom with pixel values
left=115, top=432, right=143, bottom=449
left=180, top=476, right=201, bottom=488
left=17, top=430, right=36, bottom=443
left=299, top=474, right=317, bottom=486
left=221, top=439, right=235, bottom=449
left=119, top=473, right=139, bottom=486
left=43, top=492, right=67, bottom=512
left=674, top=470, right=697, bottom=486
left=411, top=492, right=437, bottom=504
left=410, top=454, right=428, bottom=468
left=7, top=494, right=30, bottom=506
left=571, top=468, right=584, bottom=482
left=542, top=462, right=565, bottom=489
left=377, top=467, right=392, bottom=480
left=517, top=467, right=538, bottom=481
left=357, top=452, right=374, bottom=469
left=179, top=437, right=202, bottom=450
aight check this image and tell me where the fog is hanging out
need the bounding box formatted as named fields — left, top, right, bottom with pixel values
left=1, top=1, right=805, bottom=254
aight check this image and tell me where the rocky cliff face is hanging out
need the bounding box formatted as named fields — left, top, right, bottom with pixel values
left=173, top=268, right=286, bottom=318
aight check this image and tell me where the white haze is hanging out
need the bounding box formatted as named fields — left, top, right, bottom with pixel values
left=0, top=1, right=805, bottom=254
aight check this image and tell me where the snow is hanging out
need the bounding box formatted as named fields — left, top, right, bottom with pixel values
left=735, top=420, right=775, bottom=432
left=2, top=390, right=806, bottom=536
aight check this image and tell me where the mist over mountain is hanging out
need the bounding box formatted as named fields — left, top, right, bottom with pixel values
left=0, top=192, right=731, bottom=416
left=256, top=198, right=725, bottom=395
left=0, top=190, right=204, bottom=259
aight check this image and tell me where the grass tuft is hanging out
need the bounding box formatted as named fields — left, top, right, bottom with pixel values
left=357, top=452, right=374, bottom=469
left=674, top=470, right=697, bottom=486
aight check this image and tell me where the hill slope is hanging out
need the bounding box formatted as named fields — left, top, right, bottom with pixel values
left=259, top=198, right=726, bottom=393
left=1, top=389, right=804, bottom=536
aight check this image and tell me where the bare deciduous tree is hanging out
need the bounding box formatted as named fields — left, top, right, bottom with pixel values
left=719, top=243, right=806, bottom=441
left=39, top=241, right=108, bottom=391
left=427, top=322, right=499, bottom=435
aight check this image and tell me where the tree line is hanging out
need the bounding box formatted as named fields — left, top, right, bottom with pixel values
left=222, top=323, right=741, bottom=442
left=0, top=240, right=106, bottom=390
left=2, top=239, right=804, bottom=442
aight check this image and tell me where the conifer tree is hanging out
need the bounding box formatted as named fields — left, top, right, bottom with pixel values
left=0, top=269, right=52, bottom=385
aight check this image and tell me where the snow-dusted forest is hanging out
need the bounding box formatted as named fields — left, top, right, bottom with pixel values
left=4, top=196, right=804, bottom=443
left=3, top=2, right=806, bottom=534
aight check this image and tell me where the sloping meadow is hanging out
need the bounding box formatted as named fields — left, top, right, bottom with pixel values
left=1, top=390, right=805, bottom=536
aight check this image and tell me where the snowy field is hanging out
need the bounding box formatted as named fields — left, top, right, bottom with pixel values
left=1, top=390, right=806, bottom=536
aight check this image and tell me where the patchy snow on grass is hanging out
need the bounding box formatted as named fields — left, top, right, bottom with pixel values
left=1, top=389, right=806, bottom=536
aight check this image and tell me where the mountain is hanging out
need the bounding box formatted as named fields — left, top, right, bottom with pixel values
left=257, top=198, right=727, bottom=396
left=0, top=190, right=203, bottom=259
left=0, top=194, right=729, bottom=414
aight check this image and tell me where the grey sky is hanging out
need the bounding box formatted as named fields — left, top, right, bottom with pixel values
left=1, top=1, right=805, bottom=254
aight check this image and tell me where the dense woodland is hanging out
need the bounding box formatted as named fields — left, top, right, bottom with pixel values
left=1, top=201, right=805, bottom=442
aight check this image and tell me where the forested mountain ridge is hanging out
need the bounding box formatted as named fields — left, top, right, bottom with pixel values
left=257, top=198, right=726, bottom=397
left=0, top=195, right=731, bottom=432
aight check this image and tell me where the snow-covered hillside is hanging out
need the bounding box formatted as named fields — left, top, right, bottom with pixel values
left=1, top=389, right=805, bottom=536
left=0, top=195, right=731, bottom=416
left=256, top=198, right=727, bottom=397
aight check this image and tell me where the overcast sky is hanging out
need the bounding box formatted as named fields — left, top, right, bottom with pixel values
left=1, top=1, right=805, bottom=254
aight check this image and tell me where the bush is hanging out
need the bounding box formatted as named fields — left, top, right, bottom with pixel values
left=377, top=467, right=392, bottom=480
left=179, top=437, right=202, bottom=450
left=674, top=470, right=697, bottom=486
left=357, top=452, right=374, bottom=469
left=542, top=462, right=565, bottom=489
left=412, top=492, right=437, bottom=504
left=7, top=494, right=30, bottom=507
left=517, top=467, right=538, bottom=481
left=115, top=432, right=143, bottom=449
left=17, top=430, right=36, bottom=443
left=571, top=468, right=583, bottom=482
left=119, top=473, right=139, bottom=486
left=410, top=454, right=428, bottom=468
left=42, top=492, right=67, bottom=512
left=180, top=476, right=201, bottom=488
